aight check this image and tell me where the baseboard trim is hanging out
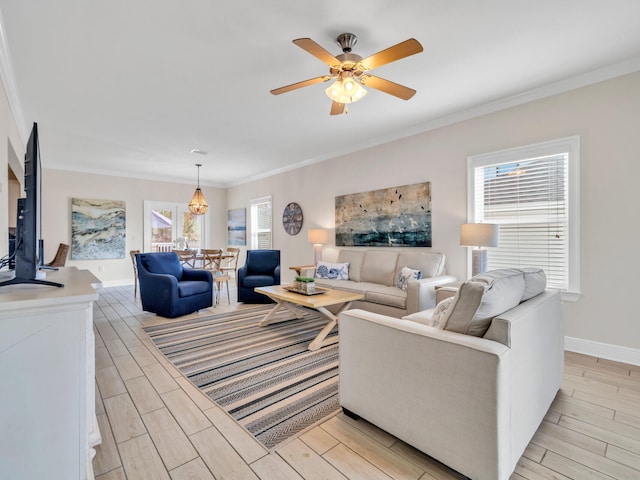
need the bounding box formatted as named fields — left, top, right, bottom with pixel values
left=565, top=336, right=640, bottom=367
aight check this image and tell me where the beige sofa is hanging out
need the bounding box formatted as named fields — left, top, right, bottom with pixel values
left=314, top=249, right=456, bottom=317
left=338, top=268, right=563, bottom=480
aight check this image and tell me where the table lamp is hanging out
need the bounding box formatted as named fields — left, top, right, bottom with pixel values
left=460, top=223, right=499, bottom=277
left=308, top=229, right=329, bottom=265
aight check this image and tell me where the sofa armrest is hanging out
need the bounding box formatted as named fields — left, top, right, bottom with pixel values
left=406, top=274, right=457, bottom=313
left=339, top=308, right=509, bottom=479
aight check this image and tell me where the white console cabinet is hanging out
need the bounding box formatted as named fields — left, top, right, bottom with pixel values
left=0, top=267, right=101, bottom=479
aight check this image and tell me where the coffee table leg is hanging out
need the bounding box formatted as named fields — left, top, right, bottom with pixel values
left=258, top=299, right=306, bottom=327
left=308, top=301, right=353, bottom=351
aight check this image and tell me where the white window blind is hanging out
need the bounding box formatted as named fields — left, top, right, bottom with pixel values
left=468, top=137, right=580, bottom=297
left=250, top=196, right=272, bottom=249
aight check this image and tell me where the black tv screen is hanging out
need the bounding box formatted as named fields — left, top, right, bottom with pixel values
left=0, top=122, right=62, bottom=288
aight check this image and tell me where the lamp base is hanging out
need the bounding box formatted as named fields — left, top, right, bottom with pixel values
left=313, top=244, right=323, bottom=265
left=471, top=248, right=488, bottom=277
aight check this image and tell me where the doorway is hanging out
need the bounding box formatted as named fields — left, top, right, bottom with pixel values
left=143, top=201, right=208, bottom=253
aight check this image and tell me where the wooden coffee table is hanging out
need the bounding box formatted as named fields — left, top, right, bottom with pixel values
left=254, top=284, right=364, bottom=351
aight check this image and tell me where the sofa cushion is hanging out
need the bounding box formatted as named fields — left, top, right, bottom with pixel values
left=316, top=261, right=349, bottom=280
left=337, top=250, right=366, bottom=282
left=242, top=275, right=277, bottom=288
left=363, top=283, right=407, bottom=309
left=396, top=251, right=446, bottom=279
left=360, top=250, right=399, bottom=286
left=443, top=269, right=525, bottom=337
left=520, top=267, right=547, bottom=301
left=396, top=266, right=422, bottom=291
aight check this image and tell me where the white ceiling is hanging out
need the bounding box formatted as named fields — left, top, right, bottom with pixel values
left=1, top=0, right=640, bottom=188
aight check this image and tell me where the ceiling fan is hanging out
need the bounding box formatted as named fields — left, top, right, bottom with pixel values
left=270, top=33, right=423, bottom=115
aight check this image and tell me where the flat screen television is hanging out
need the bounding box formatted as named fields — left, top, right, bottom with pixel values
left=0, top=123, right=63, bottom=288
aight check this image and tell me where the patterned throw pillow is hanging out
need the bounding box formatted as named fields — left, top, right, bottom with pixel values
left=431, top=296, right=455, bottom=329
left=316, top=261, right=349, bottom=280
left=396, top=266, right=422, bottom=291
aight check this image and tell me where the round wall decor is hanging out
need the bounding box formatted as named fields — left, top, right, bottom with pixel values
left=282, top=202, right=303, bottom=235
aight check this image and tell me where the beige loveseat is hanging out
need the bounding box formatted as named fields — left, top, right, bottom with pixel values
left=314, top=249, right=456, bottom=317
left=338, top=268, right=563, bottom=480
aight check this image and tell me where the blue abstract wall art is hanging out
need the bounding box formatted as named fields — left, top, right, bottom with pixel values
left=335, top=182, right=432, bottom=247
left=71, top=198, right=126, bottom=260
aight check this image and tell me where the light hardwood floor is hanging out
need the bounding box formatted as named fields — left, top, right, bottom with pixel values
left=92, top=285, right=640, bottom=480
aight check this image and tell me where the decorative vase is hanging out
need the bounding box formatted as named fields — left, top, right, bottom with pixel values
left=295, top=281, right=315, bottom=294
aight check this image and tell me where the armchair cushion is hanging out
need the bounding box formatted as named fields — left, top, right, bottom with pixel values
left=443, top=269, right=526, bottom=337
left=177, top=280, right=212, bottom=297
left=140, top=252, right=184, bottom=280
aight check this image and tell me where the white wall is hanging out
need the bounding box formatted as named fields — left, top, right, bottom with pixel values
left=0, top=81, right=25, bottom=257
left=41, top=169, right=227, bottom=284
left=228, top=72, right=640, bottom=355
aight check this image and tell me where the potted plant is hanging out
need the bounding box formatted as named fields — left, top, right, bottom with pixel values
left=294, top=275, right=315, bottom=294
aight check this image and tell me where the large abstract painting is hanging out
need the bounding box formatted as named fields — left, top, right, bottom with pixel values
left=227, top=208, right=247, bottom=246
left=71, top=198, right=126, bottom=260
left=335, top=182, right=432, bottom=247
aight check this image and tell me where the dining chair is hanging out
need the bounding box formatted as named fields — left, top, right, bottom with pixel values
left=220, top=247, right=241, bottom=280
left=173, top=249, right=196, bottom=268
left=200, top=249, right=223, bottom=272
left=44, top=243, right=70, bottom=267
left=129, top=250, right=140, bottom=297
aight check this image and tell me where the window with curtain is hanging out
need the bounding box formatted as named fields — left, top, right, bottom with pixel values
left=250, top=196, right=272, bottom=249
left=468, top=136, right=580, bottom=298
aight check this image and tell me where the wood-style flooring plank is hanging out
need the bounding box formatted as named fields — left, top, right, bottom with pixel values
left=142, top=363, right=180, bottom=394
left=277, top=438, right=349, bottom=480
left=249, top=453, right=305, bottom=480
left=161, top=389, right=212, bottom=436
left=300, top=425, right=341, bottom=454
left=93, top=413, right=122, bottom=477
left=124, top=375, right=165, bottom=415
left=168, top=458, right=215, bottom=480
left=118, top=434, right=171, bottom=480
left=103, top=393, right=147, bottom=444
left=141, top=408, right=199, bottom=471
left=320, top=415, right=424, bottom=480
left=202, top=405, right=267, bottom=464
left=189, top=426, right=260, bottom=480
left=324, top=443, right=394, bottom=480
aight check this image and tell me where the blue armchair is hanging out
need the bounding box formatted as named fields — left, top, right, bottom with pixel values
left=237, top=249, right=281, bottom=303
left=136, top=252, right=213, bottom=318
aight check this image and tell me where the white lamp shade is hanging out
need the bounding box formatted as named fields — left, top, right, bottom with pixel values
left=460, top=223, right=499, bottom=247
left=308, top=229, right=329, bottom=244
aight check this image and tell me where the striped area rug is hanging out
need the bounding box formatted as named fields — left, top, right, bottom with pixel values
left=143, top=305, right=340, bottom=449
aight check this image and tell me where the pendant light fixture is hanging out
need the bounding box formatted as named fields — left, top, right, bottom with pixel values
left=188, top=163, right=208, bottom=215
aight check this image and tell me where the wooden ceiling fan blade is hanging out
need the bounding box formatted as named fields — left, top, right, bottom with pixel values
left=293, top=38, right=341, bottom=66
left=270, top=75, right=332, bottom=95
left=330, top=101, right=345, bottom=115
left=360, top=75, right=416, bottom=100
left=359, top=38, right=423, bottom=71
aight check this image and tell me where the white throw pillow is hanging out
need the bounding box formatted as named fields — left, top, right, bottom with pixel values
left=431, top=297, right=454, bottom=329
left=316, top=261, right=349, bottom=280
left=396, top=266, right=422, bottom=291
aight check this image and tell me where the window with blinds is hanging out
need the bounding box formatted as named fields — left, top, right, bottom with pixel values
left=468, top=137, right=580, bottom=296
left=250, top=196, right=272, bottom=249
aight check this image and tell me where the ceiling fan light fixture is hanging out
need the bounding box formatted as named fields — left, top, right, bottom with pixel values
left=325, top=74, right=367, bottom=104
